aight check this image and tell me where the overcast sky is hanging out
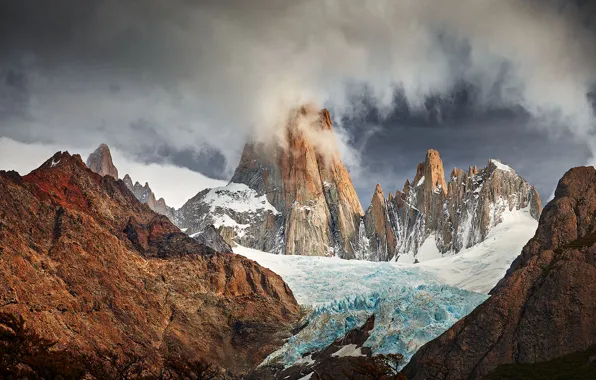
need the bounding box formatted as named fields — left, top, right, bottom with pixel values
left=1, top=0, right=596, bottom=206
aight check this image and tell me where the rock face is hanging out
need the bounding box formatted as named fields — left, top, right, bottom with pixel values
left=402, top=166, right=596, bottom=380
left=357, top=150, right=542, bottom=262
left=0, top=152, right=300, bottom=376
left=190, top=224, right=234, bottom=254
left=177, top=107, right=364, bottom=258
left=86, top=143, right=118, bottom=178
left=361, top=184, right=396, bottom=261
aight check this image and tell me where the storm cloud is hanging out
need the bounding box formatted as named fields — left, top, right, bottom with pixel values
left=1, top=0, right=596, bottom=201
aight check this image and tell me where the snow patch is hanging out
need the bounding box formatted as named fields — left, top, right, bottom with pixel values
left=416, top=176, right=425, bottom=187
left=201, top=182, right=279, bottom=215
left=490, top=159, right=513, bottom=173
left=331, top=344, right=365, bottom=358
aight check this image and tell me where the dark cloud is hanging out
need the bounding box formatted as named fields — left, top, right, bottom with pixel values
left=0, top=0, right=595, bottom=204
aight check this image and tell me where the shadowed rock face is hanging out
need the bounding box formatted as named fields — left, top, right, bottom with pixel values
left=86, top=143, right=118, bottom=178
left=0, top=152, right=300, bottom=376
left=191, top=224, right=233, bottom=254
left=402, top=166, right=596, bottom=380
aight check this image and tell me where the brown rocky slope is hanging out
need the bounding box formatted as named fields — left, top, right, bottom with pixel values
left=0, top=152, right=300, bottom=376
left=402, top=166, right=596, bottom=380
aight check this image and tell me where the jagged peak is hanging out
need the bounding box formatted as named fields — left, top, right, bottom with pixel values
left=424, top=149, right=447, bottom=195
left=450, top=167, right=464, bottom=181
left=403, top=179, right=411, bottom=195
left=409, top=150, right=448, bottom=194
left=86, top=143, right=119, bottom=179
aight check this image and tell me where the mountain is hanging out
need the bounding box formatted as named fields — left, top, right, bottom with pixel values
left=357, top=150, right=542, bottom=262
left=122, top=174, right=175, bottom=221
left=176, top=109, right=540, bottom=262
left=402, top=166, right=596, bottom=380
left=86, top=144, right=175, bottom=221
left=177, top=106, right=364, bottom=258
left=0, top=152, right=300, bottom=377
left=86, top=143, right=118, bottom=178
left=175, top=183, right=283, bottom=252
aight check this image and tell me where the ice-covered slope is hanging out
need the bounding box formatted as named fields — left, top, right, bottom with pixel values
left=415, top=208, right=538, bottom=293
left=235, top=206, right=537, bottom=368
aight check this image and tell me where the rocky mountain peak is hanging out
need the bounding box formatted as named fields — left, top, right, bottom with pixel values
left=362, top=183, right=397, bottom=261
left=86, top=143, right=118, bottom=178
left=358, top=150, right=542, bottom=262
left=423, top=149, right=448, bottom=195
left=178, top=107, right=364, bottom=258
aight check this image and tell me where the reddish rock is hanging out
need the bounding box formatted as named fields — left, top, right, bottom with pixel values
left=403, top=166, right=596, bottom=380
left=86, top=143, right=118, bottom=178
left=0, top=152, right=300, bottom=376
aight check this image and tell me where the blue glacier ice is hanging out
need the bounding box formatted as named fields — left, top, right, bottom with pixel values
left=234, top=247, right=489, bottom=369
left=262, top=284, right=488, bottom=368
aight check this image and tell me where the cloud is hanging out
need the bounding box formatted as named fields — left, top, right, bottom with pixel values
left=0, top=0, right=595, bottom=179
left=0, top=137, right=226, bottom=208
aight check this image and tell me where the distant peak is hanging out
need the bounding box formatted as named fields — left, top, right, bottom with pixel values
left=86, top=143, right=118, bottom=179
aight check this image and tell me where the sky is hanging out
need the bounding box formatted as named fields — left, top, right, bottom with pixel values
left=1, top=0, right=596, bottom=207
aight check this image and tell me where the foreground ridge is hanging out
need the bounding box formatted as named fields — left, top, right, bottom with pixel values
left=0, top=151, right=300, bottom=377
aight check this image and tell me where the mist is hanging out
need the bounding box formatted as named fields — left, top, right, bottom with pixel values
left=1, top=0, right=595, bottom=180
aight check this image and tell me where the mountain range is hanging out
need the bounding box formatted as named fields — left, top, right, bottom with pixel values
left=172, top=106, right=541, bottom=264
left=2, top=107, right=594, bottom=379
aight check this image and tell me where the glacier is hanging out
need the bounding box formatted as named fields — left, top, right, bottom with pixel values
left=234, top=208, right=538, bottom=369
left=237, top=245, right=489, bottom=368
left=260, top=285, right=487, bottom=368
